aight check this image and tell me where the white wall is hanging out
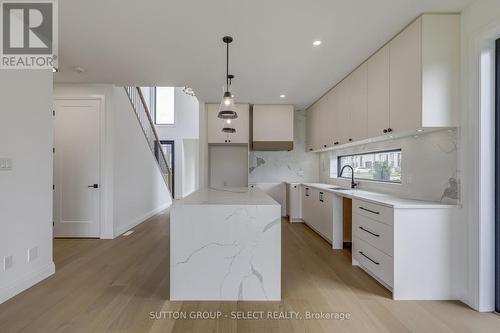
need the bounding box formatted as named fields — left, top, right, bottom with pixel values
left=155, top=88, right=200, bottom=198
left=53, top=84, right=172, bottom=239
left=209, top=145, right=248, bottom=187
left=249, top=110, right=319, bottom=183
left=182, top=139, right=199, bottom=196
left=0, top=70, right=54, bottom=304
left=318, top=129, right=459, bottom=203
left=459, top=0, right=500, bottom=312
left=112, top=87, right=172, bottom=236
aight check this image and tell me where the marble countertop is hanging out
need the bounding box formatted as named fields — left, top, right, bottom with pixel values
left=301, top=183, right=456, bottom=209
left=176, top=187, right=280, bottom=206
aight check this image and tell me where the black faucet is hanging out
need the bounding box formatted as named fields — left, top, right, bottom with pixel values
left=339, top=165, right=358, bottom=189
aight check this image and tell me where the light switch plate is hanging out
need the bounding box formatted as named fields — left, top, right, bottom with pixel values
left=0, top=158, right=12, bottom=170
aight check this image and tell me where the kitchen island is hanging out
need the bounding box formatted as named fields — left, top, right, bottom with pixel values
left=170, top=187, right=281, bottom=301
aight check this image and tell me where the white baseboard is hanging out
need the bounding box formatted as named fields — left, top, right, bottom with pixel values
left=0, top=261, right=55, bottom=304
left=113, top=203, right=171, bottom=238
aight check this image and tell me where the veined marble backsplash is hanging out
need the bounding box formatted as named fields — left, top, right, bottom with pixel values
left=318, top=129, right=460, bottom=204
left=249, top=110, right=319, bottom=183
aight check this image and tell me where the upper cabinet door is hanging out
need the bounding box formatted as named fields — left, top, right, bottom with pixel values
left=230, top=104, right=249, bottom=143
left=389, top=18, right=422, bottom=132
left=207, top=104, right=226, bottom=143
left=305, top=104, right=316, bottom=151
left=367, top=45, right=390, bottom=137
left=316, top=96, right=331, bottom=149
left=348, top=63, right=368, bottom=142
left=335, top=80, right=350, bottom=145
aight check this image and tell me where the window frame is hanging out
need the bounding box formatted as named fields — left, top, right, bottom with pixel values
left=154, top=87, right=176, bottom=126
left=336, top=148, right=402, bottom=184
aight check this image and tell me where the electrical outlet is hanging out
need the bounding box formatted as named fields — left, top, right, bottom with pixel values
left=0, top=158, right=12, bottom=170
left=4, top=256, right=13, bottom=270
left=28, top=247, right=38, bottom=262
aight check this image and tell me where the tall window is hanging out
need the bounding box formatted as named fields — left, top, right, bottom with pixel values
left=336, top=149, right=402, bottom=183
left=155, top=87, right=175, bottom=125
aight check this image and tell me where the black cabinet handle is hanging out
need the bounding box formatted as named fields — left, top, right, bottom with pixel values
left=88, top=184, right=99, bottom=189
left=387, top=128, right=393, bottom=132
left=319, top=191, right=324, bottom=202
left=359, top=226, right=380, bottom=237
left=383, top=129, right=388, bottom=133
left=323, top=144, right=327, bottom=148
left=334, top=142, right=339, bottom=145
left=305, top=188, right=309, bottom=196
left=359, top=206, right=380, bottom=215
left=359, top=251, right=380, bottom=265
left=309, top=148, right=313, bottom=151
left=349, top=138, right=353, bottom=142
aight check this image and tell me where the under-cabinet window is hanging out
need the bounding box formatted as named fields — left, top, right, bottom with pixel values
left=155, top=87, right=175, bottom=125
left=336, top=149, right=402, bottom=183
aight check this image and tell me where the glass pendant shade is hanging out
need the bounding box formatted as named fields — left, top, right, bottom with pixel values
left=217, top=90, right=238, bottom=119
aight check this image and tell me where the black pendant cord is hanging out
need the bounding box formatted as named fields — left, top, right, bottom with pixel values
left=226, top=40, right=229, bottom=89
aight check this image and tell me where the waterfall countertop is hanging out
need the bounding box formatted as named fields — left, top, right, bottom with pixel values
left=175, top=187, right=279, bottom=206
left=170, top=187, right=281, bottom=301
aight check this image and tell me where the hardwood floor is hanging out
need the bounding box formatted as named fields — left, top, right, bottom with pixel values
left=1, top=212, right=499, bottom=333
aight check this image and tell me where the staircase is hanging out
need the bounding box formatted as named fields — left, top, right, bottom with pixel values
left=124, top=87, right=173, bottom=194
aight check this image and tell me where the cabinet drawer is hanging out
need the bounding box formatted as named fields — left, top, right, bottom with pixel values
left=352, top=199, right=393, bottom=226
left=353, top=213, right=393, bottom=256
left=353, top=237, right=393, bottom=287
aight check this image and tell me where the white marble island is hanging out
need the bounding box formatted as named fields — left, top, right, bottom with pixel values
left=170, top=187, right=281, bottom=301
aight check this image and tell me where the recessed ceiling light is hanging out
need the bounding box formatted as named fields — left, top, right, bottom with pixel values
left=73, top=66, right=85, bottom=73
left=313, top=40, right=322, bottom=46
left=280, top=94, right=286, bottom=98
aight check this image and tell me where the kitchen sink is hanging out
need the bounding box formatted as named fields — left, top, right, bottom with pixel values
left=329, top=187, right=350, bottom=191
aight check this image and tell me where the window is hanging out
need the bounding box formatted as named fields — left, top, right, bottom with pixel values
left=155, top=87, right=175, bottom=125
left=336, top=149, right=402, bottom=183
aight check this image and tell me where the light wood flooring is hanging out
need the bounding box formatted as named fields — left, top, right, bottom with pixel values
left=1, top=212, right=499, bottom=333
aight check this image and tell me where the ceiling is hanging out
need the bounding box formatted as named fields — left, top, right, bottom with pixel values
left=54, top=0, right=474, bottom=109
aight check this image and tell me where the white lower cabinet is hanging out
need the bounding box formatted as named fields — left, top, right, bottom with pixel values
left=301, top=186, right=342, bottom=248
left=351, top=198, right=456, bottom=300
left=286, top=183, right=302, bottom=222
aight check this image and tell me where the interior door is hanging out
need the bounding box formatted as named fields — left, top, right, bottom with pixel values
left=53, top=99, right=101, bottom=238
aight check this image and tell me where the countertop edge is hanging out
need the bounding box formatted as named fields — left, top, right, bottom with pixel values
left=300, top=183, right=457, bottom=209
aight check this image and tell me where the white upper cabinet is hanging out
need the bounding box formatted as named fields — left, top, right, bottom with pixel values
left=335, top=79, right=350, bottom=145
left=207, top=103, right=249, bottom=144
left=389, top=18, right=423, bottom=133
left=367, top=44, right=390, bottom=138
left=305, top=14, right=459, bottom=152
left=305, top=104, right=315, bottom=152
left=347, top=63, right=368, bottom=142
left=390, top=15, right=460, bottom=132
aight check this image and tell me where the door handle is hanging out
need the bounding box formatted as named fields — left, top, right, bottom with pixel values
left=88, top=184, right=99, bottom=189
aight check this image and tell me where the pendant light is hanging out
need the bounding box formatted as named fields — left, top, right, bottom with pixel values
left=218, top=36, right=238, bottom=120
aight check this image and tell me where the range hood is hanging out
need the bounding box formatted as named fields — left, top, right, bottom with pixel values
left=252, top=105, right=294, bottom=151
